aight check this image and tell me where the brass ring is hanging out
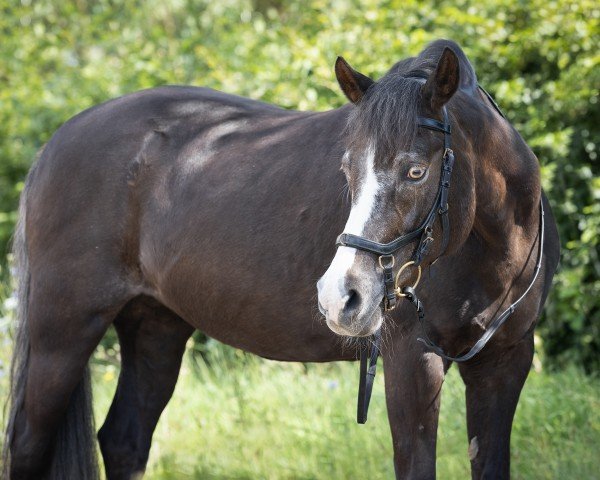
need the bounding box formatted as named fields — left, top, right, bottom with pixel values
left=394, top=261, right=422, bottom=297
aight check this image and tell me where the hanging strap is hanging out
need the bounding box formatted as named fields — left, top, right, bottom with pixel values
left=357, top=329, right=381, bottom=424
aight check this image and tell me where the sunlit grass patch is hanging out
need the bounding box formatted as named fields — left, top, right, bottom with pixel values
left=92, top=346, right=600, bottom=480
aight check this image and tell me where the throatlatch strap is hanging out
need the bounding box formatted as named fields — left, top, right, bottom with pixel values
left=357, top=329, right=381, bottom=424
left=437, top=148, right=455, bottom=257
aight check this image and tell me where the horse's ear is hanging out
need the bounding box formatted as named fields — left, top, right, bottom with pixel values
left=335, top=56, right=374, bottom=104
left=422, top=47, right=460, bottom=111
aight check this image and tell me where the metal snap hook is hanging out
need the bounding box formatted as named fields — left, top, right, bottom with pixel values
left=394, top=261, right=422, bottom=297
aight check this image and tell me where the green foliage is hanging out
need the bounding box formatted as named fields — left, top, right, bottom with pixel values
left=91, top=349, right=600, bottom=479
left=0, top=0, right=598, bottom=369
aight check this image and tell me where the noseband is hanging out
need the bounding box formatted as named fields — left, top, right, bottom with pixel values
left=336, top=95, right=545, bottom=424
left=336, top=106, right=454, bottom=311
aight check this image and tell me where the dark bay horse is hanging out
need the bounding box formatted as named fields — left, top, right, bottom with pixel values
left=4, top=39, right=559, bottom=479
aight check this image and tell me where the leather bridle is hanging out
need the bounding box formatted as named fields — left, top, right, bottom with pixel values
left=336, top=106, right=454, bottom=312
left=336, top=90, right=545, bottom=424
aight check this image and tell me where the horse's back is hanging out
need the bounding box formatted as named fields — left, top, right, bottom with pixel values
left=24, top=86, right=308, bottom=269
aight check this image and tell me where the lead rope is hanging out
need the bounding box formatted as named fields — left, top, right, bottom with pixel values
left=357, top=329, right=381, bottom=424
left=407, top=197, right=545, bottom=363
left=357, top=261, right=420, bottom=423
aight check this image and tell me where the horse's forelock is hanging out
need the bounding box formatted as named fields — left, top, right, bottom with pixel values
left=345, top=75, right=423, bottom=161
left=343, top=40, right=476, bottom=163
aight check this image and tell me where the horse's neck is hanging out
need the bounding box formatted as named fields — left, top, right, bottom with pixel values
left=470, top=117, right=541, bottom=263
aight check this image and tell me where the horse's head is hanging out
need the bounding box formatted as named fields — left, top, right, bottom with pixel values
left=317, top=47, right=463, bottom=337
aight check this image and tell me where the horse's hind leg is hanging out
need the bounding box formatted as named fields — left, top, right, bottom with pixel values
left=98, top=296, right=194, bottom=480
left=9, top=279, right=129, bottom=479
left=458, top=333, right=534, bottom=480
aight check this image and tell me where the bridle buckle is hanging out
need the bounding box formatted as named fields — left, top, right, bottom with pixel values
left=378, top=254, right=395, bottom=269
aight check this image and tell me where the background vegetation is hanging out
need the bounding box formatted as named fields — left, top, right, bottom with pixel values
left=0, top=0, right=598, bottom=371
left=0, top=0, right=598, bottom=478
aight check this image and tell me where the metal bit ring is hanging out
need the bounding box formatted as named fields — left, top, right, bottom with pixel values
left=394, top=261, right=422, bottom=297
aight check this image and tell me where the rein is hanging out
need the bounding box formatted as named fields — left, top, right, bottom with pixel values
left=337, top=90, right=546, bottom=424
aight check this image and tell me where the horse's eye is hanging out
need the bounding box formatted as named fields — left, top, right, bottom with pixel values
left=407, top=165, right=426, bottom=180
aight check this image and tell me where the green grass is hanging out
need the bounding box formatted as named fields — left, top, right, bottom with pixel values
left=90, top=346, right=600, bottom=480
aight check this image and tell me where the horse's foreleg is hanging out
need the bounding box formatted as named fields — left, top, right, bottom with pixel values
left=98, top=300, right=194, bottom=480
left=458, top=334, right=534, bottom=480
left=382, top=331, right=447, bottom=480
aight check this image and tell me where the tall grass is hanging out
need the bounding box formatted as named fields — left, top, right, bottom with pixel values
left=91, top=344, right=600, bottom=479
left=1, top=291, right=598, bottom=479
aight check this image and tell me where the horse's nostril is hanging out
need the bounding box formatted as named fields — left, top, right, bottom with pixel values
left=345, top=289, right=361, bottom=312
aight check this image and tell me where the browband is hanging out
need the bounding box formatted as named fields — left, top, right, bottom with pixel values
left=417, top=117, right=451, bottom=134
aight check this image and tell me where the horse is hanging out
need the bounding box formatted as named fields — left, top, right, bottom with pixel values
left=3, top=39, right=559, bottom=479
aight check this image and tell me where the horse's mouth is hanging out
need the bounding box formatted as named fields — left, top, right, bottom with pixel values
left=318, top=300, right=328, bottom=317
left=324, top=302, right=382, bottom=338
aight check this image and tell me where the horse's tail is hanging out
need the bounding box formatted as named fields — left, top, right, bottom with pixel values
left=2, top=155, right=99, bottom=480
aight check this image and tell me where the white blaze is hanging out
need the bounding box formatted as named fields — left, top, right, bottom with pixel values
left=318, top=146, right=380, bottom=321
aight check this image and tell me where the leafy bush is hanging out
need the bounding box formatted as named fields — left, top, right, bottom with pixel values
left=0, top=0, right=597, bottom=370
